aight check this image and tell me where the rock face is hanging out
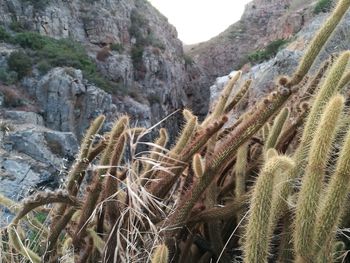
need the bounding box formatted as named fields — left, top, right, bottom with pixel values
left=0, top=115, right=78, bottom=201
left=209, top=8, right=350, bottom=122
left=0, top=0, right=209, bottom=123
left=186, top=0, right=316, bottom=83
left=23, top=67, right=115, bottom=138
left=0, top=0, right=211, bottom=207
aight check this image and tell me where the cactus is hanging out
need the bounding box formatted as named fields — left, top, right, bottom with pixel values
left=313, top=115, right=350, bottom=256
left=234, top=142, right=249, bottom=198
left=294, top=94, right=344, bottom=262
left=243, top=153, right=294, bottom=263
left=2, top=2, right=350, bottom=262
left=264, top=107, right=289, bottom=152
left=273, top=51, right=350, bottom=225
left=151, top=244, right=169, bottom=263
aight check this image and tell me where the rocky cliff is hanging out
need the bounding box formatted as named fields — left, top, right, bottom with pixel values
left=186, top=0, right=318, bottom=82
left=0, top=0, right=209, bottom=203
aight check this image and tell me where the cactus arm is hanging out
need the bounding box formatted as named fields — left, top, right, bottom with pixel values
left=294, top=95, right=344, bottom=261
left=314, top=115, right=350, bottom=256
left=243, top=155, right=294, bottom=263
left=264, top=107, right=289, bottom=152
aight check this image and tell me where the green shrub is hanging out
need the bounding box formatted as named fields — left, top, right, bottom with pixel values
left=7, top=51, right=32, bottom=79
left=248, top=39, right=289, bottom=64
left=0, top=68, right=18, bottom=85
left=183, top=54, right=194, bottom=66
left=0, top=26, right=12, bottom=42
left=110, top=43, right=124, bottom=53
left=21, top=0, right=49, bottom=10
left=314, top=0, right=333, bottom=14
left=13, top=32, right=48, bottom=50
left=131, top=46, right=144, bottom=71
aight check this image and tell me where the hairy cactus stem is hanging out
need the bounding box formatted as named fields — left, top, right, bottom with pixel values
left=102, top=134, right=126, bottom=240
left=148, top=116, right=228, bottom=199
left=313, top=113, right=350, bottom=256
left=288, top=0, right=350, bottom=86
left=171, top=110, right=198, bottom=156
left=151, top=244, right=169, bottom=263
left=8, top=223, right=41, bottom=263
left=187, top=194, right=249, bottom=224
left=202, top=71, right=241, bottom=127
left=272, top=51, right=350, bottom=223
left=44, top=207, right=78, bottom=262
left=141, top=128, right=168, bottom=183
left=235, top=143, right=249, bottom=198
left=164, top=87, right=291, bottom=241
left=52, top=116, right=105, bottom=226
left=224, top=79, right=252, bottom=114
left=303, top=59, right=331, bottom=99
left=243, top=155, right=294, bottom=263
left=66, top=115, right=106, bottom=195
left=72, top=117, right=128, bottom=248
left=264, top=107, right=289, bottom=152
left=12, top=191, right=80, bottom=225
left=294, top=95, right=344, bottom=261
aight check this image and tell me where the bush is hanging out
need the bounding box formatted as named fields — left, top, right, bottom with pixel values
left=314, top=0, right=333, bottom=14
left=131, top=46, right=145, bottom=75
left=0, top=68, right=18, bottom=85
left=110, top=43, right=124, bottom=53
left=21, top=0, right=49, bottom=10
left=7, top=51, right=32, bottom=79
left=248, top=39, right=288, bottom=64
left=183, top=54, right=194, bottom=66
left=13, top=32, right=48, bottom=49
left=0, top=26, right=12, bottom=42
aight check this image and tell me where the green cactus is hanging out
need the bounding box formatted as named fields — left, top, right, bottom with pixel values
left=264, top=107, right=289, bottom=152
left=234, top=142, right=249, bottom=198
left=294, top=94, right=344, bottom=262
left=273, top=51, right=350, bottom=224
left=313, top=113, right=350, bottom=257
left=243, top=153, right=294, bottom=263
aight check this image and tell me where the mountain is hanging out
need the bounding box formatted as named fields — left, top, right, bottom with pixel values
left=0, top=0, right=208, bottom=200
left=186, top=0, right=319, bottom=83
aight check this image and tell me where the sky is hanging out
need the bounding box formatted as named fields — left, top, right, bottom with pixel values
left=148, top=0, right=252, bottom=45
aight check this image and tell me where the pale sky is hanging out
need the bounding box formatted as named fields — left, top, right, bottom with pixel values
left=148, top=0, right=252, bottom=44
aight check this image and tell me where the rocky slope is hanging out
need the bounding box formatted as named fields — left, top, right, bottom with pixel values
left=0, top=0, right=209, bottom=206
left=0, top=0, right=346, bottom=219
left=186, top=0, right=318, bottom=82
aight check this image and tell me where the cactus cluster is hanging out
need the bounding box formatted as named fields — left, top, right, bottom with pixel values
left=2, top=0, right=350, bottom=262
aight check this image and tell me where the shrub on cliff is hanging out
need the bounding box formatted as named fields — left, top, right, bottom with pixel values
left=7, top=51, right=32, bottom=79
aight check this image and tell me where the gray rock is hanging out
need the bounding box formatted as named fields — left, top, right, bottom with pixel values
left=4, top=111, right=44, bottom=125
left=3, top=127, right=78, bottom=167
left=23, top=67, right=114, bottom=138
left=0, top=149, right=60, bottom=224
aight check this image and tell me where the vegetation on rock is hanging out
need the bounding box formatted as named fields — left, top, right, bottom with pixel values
left=0, top=27, right=119, bottom=92
left=1, top=0, right=350, bottom=262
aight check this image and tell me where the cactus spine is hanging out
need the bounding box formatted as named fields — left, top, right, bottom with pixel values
left=235, top=142, right=249, bottom=198
left=243, top=154, right=294, bottom=263
left=313, top=113, right=350, bottom=256
left=294, top=94, right=345, bottom=262
left=273, top=51, right=350, bottom=222
left=151, top=244, right=169, bottom=263
left=264, top=107, right=289, bottom=152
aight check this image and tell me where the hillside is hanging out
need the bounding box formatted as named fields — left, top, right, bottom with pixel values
left=186, top=0, right=323, bottom=82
